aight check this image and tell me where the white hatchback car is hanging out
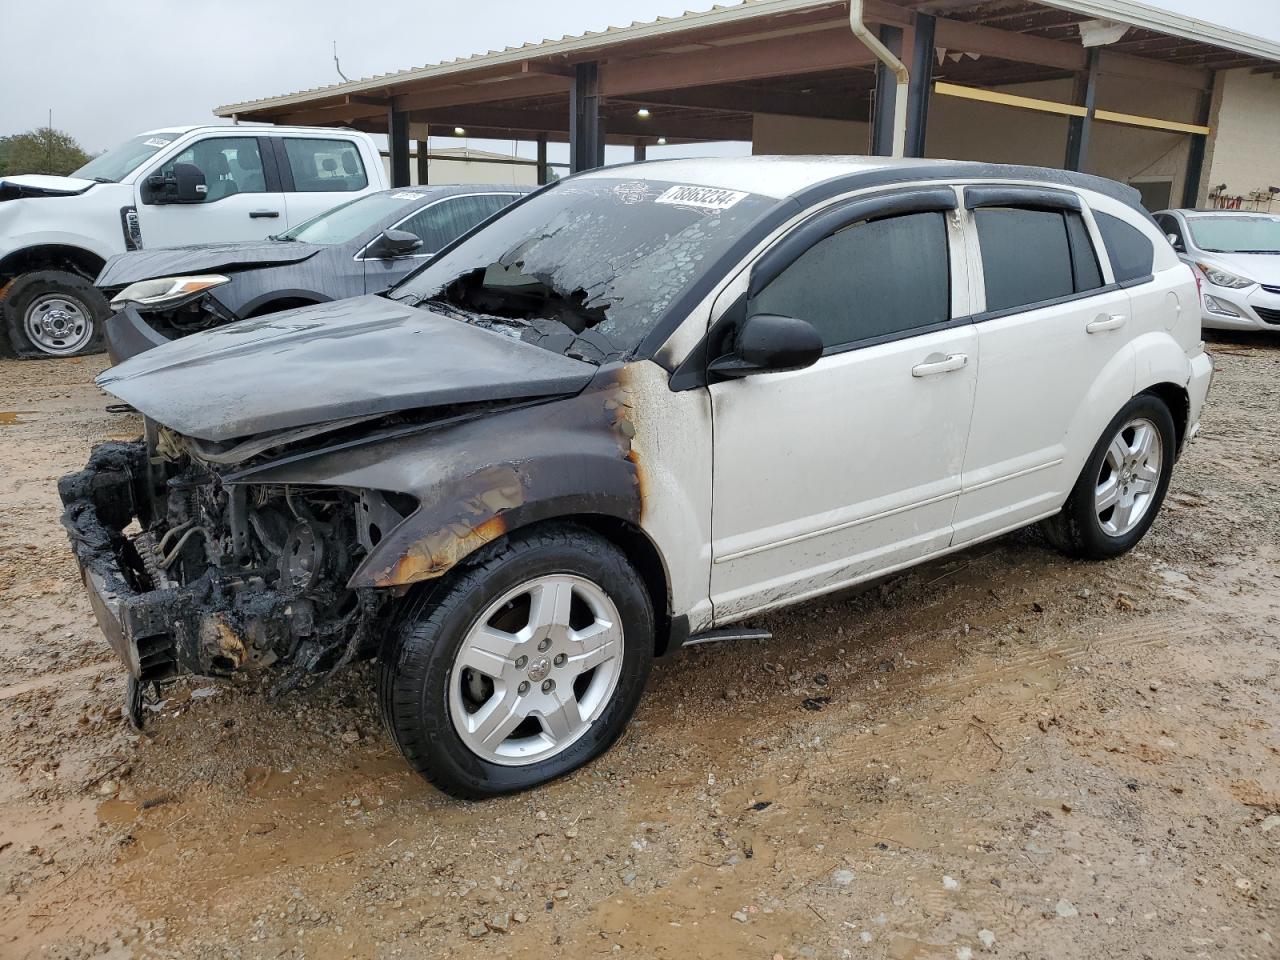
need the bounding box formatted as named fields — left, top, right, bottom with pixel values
left=62, top=157, right=1213, bottom=797
left=1153, top=209, right=1280, bottom=332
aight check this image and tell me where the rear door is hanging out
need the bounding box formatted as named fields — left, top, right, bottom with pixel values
left=362, top=192, right=522, bottom=292
left=134, top=135, right=287, bottom=247
left=952, top=187, right=1136, bottom=545
left=273, top=136, right=373, bottom=229
left=708, top=189, right=979, bottom=621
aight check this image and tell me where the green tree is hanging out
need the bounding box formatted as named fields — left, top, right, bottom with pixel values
left=0, top=127, right=90, bottom=177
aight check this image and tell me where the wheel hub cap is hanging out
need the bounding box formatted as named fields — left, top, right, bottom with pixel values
left=1095, top=416, right=1163, bottom=537
left=24, top=294, right=93, bottom=356
left=448, top=574, right=624, bottom=766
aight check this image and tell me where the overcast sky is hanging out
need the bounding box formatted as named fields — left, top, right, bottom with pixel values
left=2, top=0, right=1276, bottom=165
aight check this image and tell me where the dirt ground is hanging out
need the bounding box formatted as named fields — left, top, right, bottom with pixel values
left=0, top=339, right=1277, bottom=960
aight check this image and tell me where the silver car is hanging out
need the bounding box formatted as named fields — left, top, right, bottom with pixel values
left=1154, top=209, right=1280, bottom=332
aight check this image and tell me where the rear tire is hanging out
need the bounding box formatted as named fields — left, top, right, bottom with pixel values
left=1040, top=394, right=1176, bottom=560
left=0, top=270, right=107, bottom=359
left=378, top=524, right=654, bottom=799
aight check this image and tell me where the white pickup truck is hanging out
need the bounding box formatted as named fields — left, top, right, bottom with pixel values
left=0, top=125, right=387, bottom=357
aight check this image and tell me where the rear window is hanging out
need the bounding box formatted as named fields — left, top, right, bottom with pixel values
left=1094, top=211, right=1154, bottom=284
left=976, top=208, right=1103, bottom=313
left=282, top=138, right=368, bottom=193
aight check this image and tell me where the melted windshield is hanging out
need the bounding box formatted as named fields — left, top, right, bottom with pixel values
left=1188, top=215, right=1280, bottom=254
left=391, top=178, right=777, bottom=363
left=280, top=190, right=426, bottom=245
left=73, top=131, right=184, bottom=183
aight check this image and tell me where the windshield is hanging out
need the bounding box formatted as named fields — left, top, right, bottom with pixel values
left=73, top=131, right=184, bottom=183
left=1188, top=215, right=1280, bottom=254
left=280, top=190, right=426, bottom=245
left=391, top=177, right=777, bottom=363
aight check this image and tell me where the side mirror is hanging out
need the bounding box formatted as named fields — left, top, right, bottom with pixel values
left=366, top=229, right=423, bottom=259
left=1165, top=232, right=1184, bottom=252
left=146, top=162, right=207, bottom=204
left=708, top=312, right=823, bottom=378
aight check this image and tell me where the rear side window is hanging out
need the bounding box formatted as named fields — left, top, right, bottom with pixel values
left=398, top=194, right=514, bottom=252
left=282, top=138, right=368, bottom=193
left=1094, top=211, right=1155, bottom=284
left=749, top=211, right=950, bottom=349
left=975, top=208, right=1103, bottom=313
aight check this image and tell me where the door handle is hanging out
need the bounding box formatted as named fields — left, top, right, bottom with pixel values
left=1086, top=313, right=1126, bottom=333
left=249, top=209, right=280, bottom=219
left=911, top=353, right=968, bottom=378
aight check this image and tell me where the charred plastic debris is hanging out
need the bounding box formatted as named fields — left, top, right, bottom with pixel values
left=60, top=284, right=643, bottom=727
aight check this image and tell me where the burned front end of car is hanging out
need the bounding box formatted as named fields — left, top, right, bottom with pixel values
left=58, top=426, right=410, bottom=701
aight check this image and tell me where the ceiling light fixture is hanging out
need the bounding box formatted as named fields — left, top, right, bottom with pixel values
left=636, top=108, right=651, bottom=118
left=453, top=127, right=466, bottom=135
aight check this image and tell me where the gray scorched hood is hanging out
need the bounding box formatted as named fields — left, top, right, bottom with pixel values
left=96, top=240, right=321, bottom=287
left=97, top=296, right=597, bottom=442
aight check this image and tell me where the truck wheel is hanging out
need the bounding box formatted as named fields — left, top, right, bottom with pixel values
left=0, top=270, right=107, bottom=359
left=378, top=524, right=654, bottom=799
left=1040, top=394, right=1176, bottom=560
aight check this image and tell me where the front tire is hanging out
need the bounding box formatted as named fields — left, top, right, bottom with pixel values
left=0, top=270, right=107, bottom=359
left=378, top=524, right=654, bottom=799
left=1041, top=394, right=1176, bottom=560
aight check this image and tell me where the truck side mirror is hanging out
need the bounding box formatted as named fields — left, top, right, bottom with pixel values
left=146, top=163, right=207, bottom=204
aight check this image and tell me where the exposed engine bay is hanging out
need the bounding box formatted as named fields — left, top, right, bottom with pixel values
left=58, top=428, right=416, bottom=716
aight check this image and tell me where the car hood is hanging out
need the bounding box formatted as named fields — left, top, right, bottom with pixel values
left=0, top=173, right=97, bottom=201
left=97, top=241, right=322, bottom=287
left=96, top=296, right=597, bottom=442
left=1197, top=251, right=1280, bottom=285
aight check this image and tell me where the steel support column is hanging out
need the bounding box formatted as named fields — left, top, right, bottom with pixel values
left=905, top=14, right=935, bottom=158
left=633, top=141, right=647, bottom=162
left=415, top=131, right=429, bottom=186
left=388, top=107, right=411, bottom=187
left=570, top=61, right=604, bottom=173
left=871, top=25, right=904, bottom=157
left=536, top=135, right=548, bottom=185
left=1181, top=82, right=1214, bottom=208
left=1064, top=48, right=1100, bottom=172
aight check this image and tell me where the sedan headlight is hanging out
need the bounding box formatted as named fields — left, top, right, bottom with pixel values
left=110, top=275, right=230, bottom=309
left=1196, top=262, right=1253, bottom=290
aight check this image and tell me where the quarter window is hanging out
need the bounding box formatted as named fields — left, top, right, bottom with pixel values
left=398, top=194, right=514, bottom=252
left=1094, top=211, right=1155, bottom=284
left=282, top=138, right=368, bottom=193
left=975, top=207, right=1103, bottom=313
left=156, top=137, right=267, bottom=202
left=748, top=211, right=951, bottom=349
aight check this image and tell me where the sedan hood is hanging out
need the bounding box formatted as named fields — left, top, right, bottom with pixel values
left=97, top=241, right=322, bottom=288
left=97, top=296, right=596, bottom=442
left=1201, top=251, right=1280, bottom=285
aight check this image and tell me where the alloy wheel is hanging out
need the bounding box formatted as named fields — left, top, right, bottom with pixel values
left=1095, top=416, right=1163, bottom=537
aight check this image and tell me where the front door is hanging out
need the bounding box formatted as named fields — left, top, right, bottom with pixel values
left=134, top=135, right=287, bottom=248
left=709, top=205, right=978, bottom=621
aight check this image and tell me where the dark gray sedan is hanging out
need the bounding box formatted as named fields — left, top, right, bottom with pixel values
left=96, top=184, right=531, bottom=361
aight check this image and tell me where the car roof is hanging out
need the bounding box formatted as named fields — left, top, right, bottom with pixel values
left=576, top=155, right=1147, bottom=215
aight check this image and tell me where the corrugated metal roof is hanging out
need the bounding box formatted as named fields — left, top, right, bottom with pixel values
left=214, top=0, right=1280, bottom=117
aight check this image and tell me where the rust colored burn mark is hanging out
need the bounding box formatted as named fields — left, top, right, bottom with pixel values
left=201, top=613, right=248, bottom=669
left=372, top=465, right=523, bottom=587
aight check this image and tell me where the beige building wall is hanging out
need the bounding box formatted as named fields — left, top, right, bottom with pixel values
left=1203, top=68, right=1280, bottom=202
left=750, top=74, right=1208, bottom=210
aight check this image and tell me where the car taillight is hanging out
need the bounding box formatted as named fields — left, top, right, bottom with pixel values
left=1190, top=263, right=1202, bottom=299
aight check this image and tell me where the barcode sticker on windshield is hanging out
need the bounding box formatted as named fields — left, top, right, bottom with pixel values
left=391, top=192, right=420, bottom=200
left=655, top=185, right=747, bottom=211
left=143, top=138, right=173, bottom=148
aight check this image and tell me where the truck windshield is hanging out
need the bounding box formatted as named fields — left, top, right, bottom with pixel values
left=279, top=191, right=426, bottom=245
left=73, top=131, right=185, bottom=183
left=1188, top=215, right=1280, bottom=254
left=391, top=177, right=776, bottom=362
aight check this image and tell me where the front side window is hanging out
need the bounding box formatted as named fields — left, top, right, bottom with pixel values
left=283, top=138, right=368, bottom=193
left=156, top=137, right=267, bottom=202
left=73, top=131, right=184, bottom=183
left=1186, top=214, right=1280, bottom=254
left=1094, top=211, right=1155, bottom=283
left=398, top=194, right=515, bottom=252
left=976, top=207, right=1103, bottom=313
left=392, top=178, right=777, bottom=363
left=1155, top=213, right=1185, bottom=249
left=749, top=211, right=951, bottom=349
